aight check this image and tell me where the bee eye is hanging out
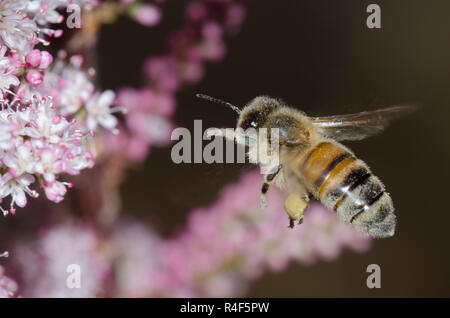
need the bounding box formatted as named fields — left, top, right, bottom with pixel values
left=241, top=112, right=261, bottom=129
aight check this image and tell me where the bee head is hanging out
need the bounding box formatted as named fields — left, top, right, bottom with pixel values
left=196, top=94, right=280, bottom=130
left=237, top=96, right=280, bottom=130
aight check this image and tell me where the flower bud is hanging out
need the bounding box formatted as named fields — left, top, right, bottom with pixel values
left=26, top=49, right=42, bottom=67
left=26, top=70, right=43, bottom=86
left=39, top=51, right=53, bottom=69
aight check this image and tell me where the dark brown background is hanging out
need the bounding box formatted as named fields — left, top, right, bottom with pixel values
left=98, top=0, right=450, bottom=297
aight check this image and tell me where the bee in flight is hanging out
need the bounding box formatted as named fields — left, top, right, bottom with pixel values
left=197, top=94, right=417, bottom=238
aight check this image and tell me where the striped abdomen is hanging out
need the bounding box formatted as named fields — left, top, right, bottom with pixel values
left=294, top=141, right=396, bottom=238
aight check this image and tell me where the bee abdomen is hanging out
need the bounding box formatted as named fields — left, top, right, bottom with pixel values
left=320, top=160, right=396, bottom=238
left=299, top=141, right=396, bottom=238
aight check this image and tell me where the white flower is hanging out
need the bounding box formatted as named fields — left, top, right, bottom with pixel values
left=26, top=0, right=66, bottom=25
left=0, top=0, right=28, bottom=13
left=43, top=180, right=67, bottom=203
left=0, top=114, right=14, bottom=151
left=3, top=143, right=35, bottom=175
left=59, top=67, right=94, bottom=115
left=0, top=172, right=36, bottom=214
left=23, top=97, right=71, bottom=144
left=0, top=46, right=19, bottom=94
left=39, top=65, right=94, bottom=115
left=0, top=10, right=38, bottom=54
left=25, top=0, right=97, bottom=26
left=85, top=90, right=119, bottom=131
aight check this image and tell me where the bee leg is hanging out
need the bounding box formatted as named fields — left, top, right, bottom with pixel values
left=260, top=165, right=282, bottom=208
left=289, top=218, right=295, bottom=229
left=284, top=191, right=310, bottom=228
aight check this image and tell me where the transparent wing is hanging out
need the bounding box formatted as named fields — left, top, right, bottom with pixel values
left=311, top=105, right=418, bottom=141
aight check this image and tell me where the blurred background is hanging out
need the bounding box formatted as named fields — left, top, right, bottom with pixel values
left=1, top=0, right=449, bottom=297
left=99, top=0, right=449, bottom=297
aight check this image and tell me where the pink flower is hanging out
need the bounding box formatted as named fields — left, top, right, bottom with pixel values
left=116, top=87, right=141, bottom=112
left=186, top=1, right=208, bottom=22
left=0, top=263, right=17, bottom=298
left=225, top=3, right=247, bottom=31
left=16, top=223, right=110, bottom=297
left=109, top=222, right=162, bottom=297
left=26, top=49, right=53, bottom=69
left=126, top=110, right=173, bottom=145
left=131, top=4, right=162, bottom=27
left=126, top=135, right=150, bottom=161
left=144, top=56, right=180, bottom=93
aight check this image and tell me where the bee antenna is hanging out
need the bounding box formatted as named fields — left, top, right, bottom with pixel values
left=196, top=94, right=241, bottom=115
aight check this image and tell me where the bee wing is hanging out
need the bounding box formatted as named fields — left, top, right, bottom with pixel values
left=310, top=105, right=418, bottom=141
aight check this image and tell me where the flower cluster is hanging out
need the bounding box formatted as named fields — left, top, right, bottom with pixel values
left=0, top=96, right=95, bottom=214
left=0, top=1, right=132, bottom=213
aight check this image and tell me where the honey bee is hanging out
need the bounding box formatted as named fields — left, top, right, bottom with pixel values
left=197, top=94, right=417, bottom=238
